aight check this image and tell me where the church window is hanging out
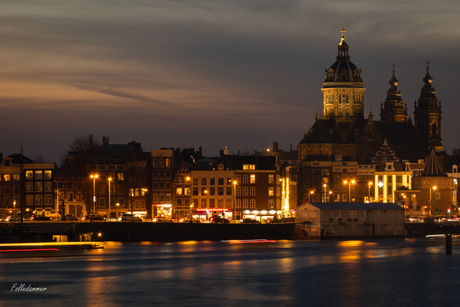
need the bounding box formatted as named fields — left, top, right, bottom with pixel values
left=432, top=123, right=437, bottom=136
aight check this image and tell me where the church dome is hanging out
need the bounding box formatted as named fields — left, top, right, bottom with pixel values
left=323, top=28, right=363, bottom=85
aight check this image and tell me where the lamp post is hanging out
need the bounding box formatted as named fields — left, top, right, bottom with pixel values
left=233, top=180, right=237, bottom=220
left=189, top=203, right=194, bottom=223
left=309, top=190, right=314, bottom=202
left=90, top=174, right=98, bottom=215
left=108, top=177, right=112, bottom=220
left=322, top=184, right=327, bottom=203
left=368, top=182, right=373, bottom=203
left=116, top=203, right=120, bottom=221
left=430, top=186, right=437, bottom=216
left=13, top=200, right=16, bottom=217
left=343, top=180, right=355, bottom=202
left=329, top=191, right=332, bottom=202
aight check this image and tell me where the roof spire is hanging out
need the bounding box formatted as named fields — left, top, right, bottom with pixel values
left=340, top=27, right=346, bottom=45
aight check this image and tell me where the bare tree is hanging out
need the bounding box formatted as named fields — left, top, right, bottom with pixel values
left=69, top=134, right=101, bottom=152
left=34, top=155, right=46, bottom=163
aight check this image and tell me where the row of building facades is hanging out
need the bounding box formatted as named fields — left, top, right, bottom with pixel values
left=1, top=138, right=459, bottom=221
left=1, top=29, right=460, bottom=221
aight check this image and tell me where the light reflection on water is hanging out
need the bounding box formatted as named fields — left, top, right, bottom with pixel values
left=0, top=238, right=459, bottom=306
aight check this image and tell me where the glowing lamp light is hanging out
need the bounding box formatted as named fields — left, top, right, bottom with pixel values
left=378, top=181, right=384, bottom=188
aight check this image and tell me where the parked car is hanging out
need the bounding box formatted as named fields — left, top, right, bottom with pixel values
left=120, top=214, right=142, bottom=222
left=6, top=215, right=22, bottom=222
left=65, top=214, right=79, bottom=221
left=209, top=216, right=229, bottom=224
left=242, top=218, right=260, bottom=224
left=154, top=217, right=173, bottom=223
left=181, top=218, right=201, bottom=223
left=30, top=214, right=51, bottom=221
left=84, top=214, right=106, bottom=222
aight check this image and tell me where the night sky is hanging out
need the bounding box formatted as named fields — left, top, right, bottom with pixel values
left=1, top=0, right=459, bottom=163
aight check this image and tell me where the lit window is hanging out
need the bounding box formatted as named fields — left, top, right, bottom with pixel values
left=3, top=174, right=10, bottom=181
left=250, top=175, right=256, bottom=184
left=243, top=165, right=255, bottom=170
left=35, top=171, right=43, bottom=180
left=269, top=187, right=274, bottom=196
left=268, top=175, right=274, bottom=184
left=117, top=173, right=124, bottom=181
left=268, top=199, right=274, bottom=209
left=26, top=171, right=33, bottom=180
left=35, top=182, right=43, bottom=192
left=176, top=188, right=183, bottom=195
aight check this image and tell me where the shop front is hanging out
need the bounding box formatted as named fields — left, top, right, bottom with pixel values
left=194, top=208, right=230, bottom=222
left=242, top=210, right=281, bottom=223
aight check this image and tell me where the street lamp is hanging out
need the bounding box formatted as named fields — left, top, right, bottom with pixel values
left=189, top=203, right=194, bottom=223
left=430, top=186, right=437, bottom=216
left=116, top=203, right=120, bottom=221
left=108, top=177, right=112, bottom=221
left=233, top=180, right=237, bottom=220
left=309, top=190, right=314, bottom=202
left=368, top=182, right=373, bottom=203
left=343, top=180, right=356, bottom=203
left=90, top=174, right=99, bottom=215
left=13, top=200, right=16, bottom=219
left=328, top=191, right=333, bottom=202
left=322, top=184, right=327, bottom=203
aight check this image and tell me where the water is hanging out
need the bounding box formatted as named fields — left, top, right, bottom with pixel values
left=0, top=238, right=459, bottom=306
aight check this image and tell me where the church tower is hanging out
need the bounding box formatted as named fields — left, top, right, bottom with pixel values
left=380, top=65, right=408, bottom=122
left=321, top=28, right=365, bottom=122
left=414, top=63, right=443, bottom=152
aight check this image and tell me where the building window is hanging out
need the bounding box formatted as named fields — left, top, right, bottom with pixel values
left=35, top=171, right=43, bottom=180
left=268, top=199, right=274, bottom=209
left=13, top=174, right=20, bottom=181
left=26, top=182, right=33, bottom=192
left=226, top=187, right=232, bottom=195
left=4, top=186, right=11, bottom=194
left=250, top=187, right=256, bottom=196
left=135, top=201, right=139, bottom=210
left=45, top=195, right=52, bottom=205
left=218, top=178, right=224, bottom=185
left=226, top=199, right=232, bottom=208
left=165, top=158, right=171, bottom=167
left=176, top=188, right=183, bottom=195
left=26, top=171, right=33, bottom=180
left=98, top=185, right=106, bottom=195
left=14, top=185, right=20, bottom=194
left=243, top=199, right=248, bottom=208
left=268, top=175, right=274, bottom=184
left=243, top=165, right=255, bottom=170
left=26, top=195, right=33, bottom=205
left=210, top=178, right=215, bottom=185
left=210, top=187, right=215, bottom=196
left=243, top=187, right=248, bottom=196
left=35, top=182, right=43, bottom=192
left=268, top=187, right=274, bottom=196
left=165, top=193, right=171, bottom=202
left=184, top=188, right=190, bottom=196
left=67, top=193, right=73, bottom=201
left=193, top=178, right=198, bottom=185
left=436, top=193, right=441, bottom=200
left=35, top=195, right=43, bottom=205
left=250, top=199, right=256, bottom=208
left=236, top=175, right=241, bottom=183
left=236, top=199, right=241, bottom=208
left=218, top=187, right=224, bottom=195
left=3, top=174, right=11, bottom=181
left=250, top=175, right=256, bottom=184
left=99, top=198, right=106, bottom=207
left=117, top=173, right=124, bottom=181
left=160, top=182, right=165, bottom=190
left=209, top=199, right=215, bottom=208
left=236, top=187, right=241, bottom=196
left=242, top=175, right=249, bottom=184
left=117, top=198, right=125, bottom=206
left=153, top=194, right=159, bottom=202
left=201, top=199, right=207, bottom=208
left=201, top=178, right=207, bottom=185
left=322, top=169, right=330, bottom=176
left=218, top=198, right=223, bottom=207
left=67, top=182, right=73, bottom=189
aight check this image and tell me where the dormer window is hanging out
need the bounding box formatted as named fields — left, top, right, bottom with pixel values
left=243, top=164, right=255, bottom=170
left=218, top=164, right=224, bottom=171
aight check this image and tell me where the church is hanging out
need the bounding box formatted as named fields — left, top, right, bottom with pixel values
left=298, top=28, right=443, bottom=163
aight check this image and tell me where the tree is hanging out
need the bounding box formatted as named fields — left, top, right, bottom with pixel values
left=69, top=134, right=101, bottom=152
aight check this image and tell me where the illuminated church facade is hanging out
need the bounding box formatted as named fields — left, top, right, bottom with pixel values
left=298, top=28, right=443, bottom=163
